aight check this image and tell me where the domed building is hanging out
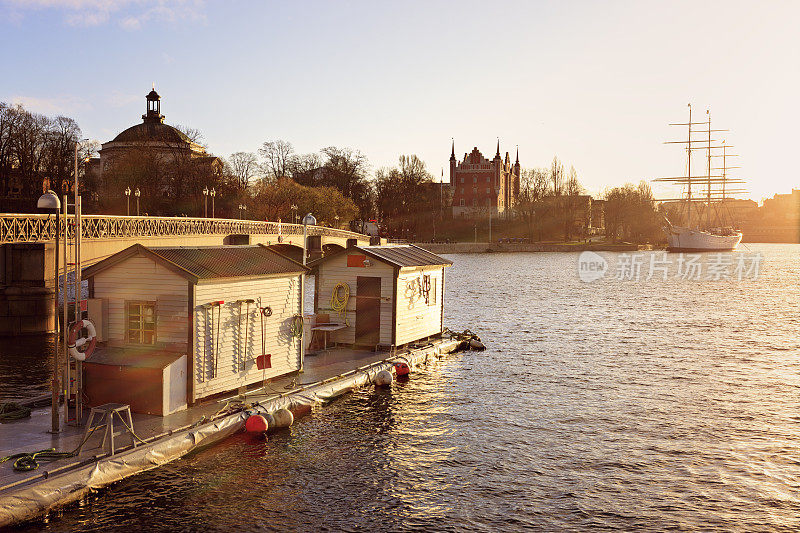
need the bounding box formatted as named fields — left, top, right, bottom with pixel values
left=99, top=88, right=209, bottom=161
left=86, top=88, right=223, bottom=214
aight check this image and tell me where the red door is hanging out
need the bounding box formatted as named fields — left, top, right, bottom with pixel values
left=355, top=276, right=381, bottom=347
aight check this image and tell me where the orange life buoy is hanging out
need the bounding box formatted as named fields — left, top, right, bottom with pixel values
left=68, top=319, right=97, bottom=361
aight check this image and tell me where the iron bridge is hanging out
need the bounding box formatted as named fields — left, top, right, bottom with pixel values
left=0, top=214, right=368, bottom=243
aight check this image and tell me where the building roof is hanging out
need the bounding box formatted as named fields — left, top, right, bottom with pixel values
left=111, top=121, right=192, bottom=144
left=83, top=244, right=307, bottom=283
left=311, top=244, right=452, bottom=270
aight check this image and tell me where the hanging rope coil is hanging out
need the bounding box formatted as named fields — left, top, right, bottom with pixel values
left=290, top=314, right=304, bottom=338
left=330, top=282, right=350, bottom=326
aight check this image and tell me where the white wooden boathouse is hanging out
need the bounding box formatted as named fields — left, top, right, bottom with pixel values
left=82, top=244, right=307, bottom=414
left=310, top=245, right=452, bottom=349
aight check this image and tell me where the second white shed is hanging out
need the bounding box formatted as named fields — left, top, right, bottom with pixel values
left=310, top=245, right=452, bottom=349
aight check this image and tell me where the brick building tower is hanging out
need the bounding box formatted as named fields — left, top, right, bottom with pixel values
left=450, top=140, right=520, bottom=218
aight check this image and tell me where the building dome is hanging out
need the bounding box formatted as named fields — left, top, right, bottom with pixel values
left=111, top=122, right=191, bottom=144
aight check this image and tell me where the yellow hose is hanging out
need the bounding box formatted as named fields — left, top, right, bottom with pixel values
left=330, top=282, right=350, bottom=326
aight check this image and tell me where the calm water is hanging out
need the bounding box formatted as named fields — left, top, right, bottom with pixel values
left=6, top=244, right=800, bottom=531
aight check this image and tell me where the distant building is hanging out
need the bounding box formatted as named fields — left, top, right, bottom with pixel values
left=762, top=189, right=800, bottom=224
left=590, top=198, right=605, bottom=233
left=86, top=88, right=223, bottom=201
left=449, top=141, right=520, bottom=218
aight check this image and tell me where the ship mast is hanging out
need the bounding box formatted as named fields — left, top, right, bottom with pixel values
left=721, top=141, right=727, bottom=205
left=655, top=105, right=741, bottom=227
left=706, top=110, right=712, bottom=229
left=687, top=104, right=692, bottom=227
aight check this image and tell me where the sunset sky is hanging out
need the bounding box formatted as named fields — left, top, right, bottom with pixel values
left=1, top=0, right=797, bottom=203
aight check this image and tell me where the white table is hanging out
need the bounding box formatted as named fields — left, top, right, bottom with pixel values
left=311, top=323, right=347, bottom=350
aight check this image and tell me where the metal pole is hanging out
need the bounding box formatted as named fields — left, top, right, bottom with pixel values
left=212, top=196, right=215, bottom=219
left=204, top=195, right=207, bottom=218
left=126, top=195, right=130, bottom=216
left=62, top=194, right=69, bottom=427
left=75, top=196, right=83, bottom=423
left=300, top=222, right=307, bottom=373
left=73, top=144, right=82, bottom=424
left=50, top=210, right=60, bottom=433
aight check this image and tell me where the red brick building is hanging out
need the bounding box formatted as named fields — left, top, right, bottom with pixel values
left=450, top=140, right=520, bottom=218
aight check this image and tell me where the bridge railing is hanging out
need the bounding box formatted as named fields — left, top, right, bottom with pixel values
left=0, top=214, right=367, bottom=243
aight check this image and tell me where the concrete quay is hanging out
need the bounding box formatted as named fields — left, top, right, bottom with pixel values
left=416, top=242, right=652, bottom=254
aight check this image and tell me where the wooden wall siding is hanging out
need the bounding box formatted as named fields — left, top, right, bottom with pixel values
left=92, top=256, right=188, bottom=346
left=315, top=253, right=394, bottom=345
left=192, top=275, right=301, bottom=400
left=394, top=267, right=444, bottom=346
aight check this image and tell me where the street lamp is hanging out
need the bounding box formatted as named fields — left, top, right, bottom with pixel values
left=291, top=204, right=297, bottom=224
left=135, top=187, right=141, bottom=216
left=334, top=215, right=340, bottom=228
left=238, top=204, right=247, bottom=219
left=210, top=188, right=216, bottom=219
left=124, top=187, right=131, bottom=216
left=202, top=186, right=209, bottom=218
left=302, top=213, right=316, bottom=266
left=38, top=191, right=61, bottom=434
left=300, top=212, right=316, bottom=373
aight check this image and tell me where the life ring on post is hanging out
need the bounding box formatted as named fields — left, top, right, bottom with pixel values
left=68, top=319, right=97, bottom=361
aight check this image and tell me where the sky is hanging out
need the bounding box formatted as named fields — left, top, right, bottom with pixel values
left=0, top=0, right=797, bottom=203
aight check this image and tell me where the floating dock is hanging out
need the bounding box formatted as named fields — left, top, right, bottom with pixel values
left=0, top=337, right=461, bottom=528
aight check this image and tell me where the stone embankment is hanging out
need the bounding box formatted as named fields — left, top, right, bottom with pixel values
left=416, top=242, right=653, bottom=254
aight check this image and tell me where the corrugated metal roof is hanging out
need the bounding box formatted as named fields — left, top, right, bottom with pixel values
left=147, top=245, right=306, bottom=280
left=357, top=245, right=452, bottom=268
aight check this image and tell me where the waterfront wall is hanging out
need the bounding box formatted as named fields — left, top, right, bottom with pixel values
left=416, top=242, right=649, bottom=254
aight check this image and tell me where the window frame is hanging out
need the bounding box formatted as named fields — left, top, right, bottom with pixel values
left=125, top=300, right=157, bottom=345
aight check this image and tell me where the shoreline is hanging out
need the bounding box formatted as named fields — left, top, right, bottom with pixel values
left=415, top=242, right=654, bottom=254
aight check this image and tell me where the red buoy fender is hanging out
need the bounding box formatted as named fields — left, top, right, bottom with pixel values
left=68, top=319, right=96, bottom=361
left=245, top=414, right=269, bottom=433
left=394, top=362, right=410, bottom=376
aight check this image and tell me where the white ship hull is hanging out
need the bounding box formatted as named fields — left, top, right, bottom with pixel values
left=666, top=225, right=743, bottom=252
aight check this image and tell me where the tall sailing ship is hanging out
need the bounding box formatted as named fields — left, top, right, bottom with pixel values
left=654, top=104, right=745, bottom=252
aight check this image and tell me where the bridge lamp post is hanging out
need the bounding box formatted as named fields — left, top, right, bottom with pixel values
left=135, top=188, right=141, bottom=216
left=210, top=188, right=216, bottom=219
left=290, top=204, right=297, bottom=224
left=124, top=187, right=131, bottom=216
left=300, top=212, right=316, bottom=373
left=238, top=204, right=247, bottom=219
left=202, top=186, right=208, bottom=218
left=38, top=191, right=62, bottom=434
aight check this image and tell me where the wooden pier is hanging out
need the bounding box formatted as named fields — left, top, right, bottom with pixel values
left=0, top=337, right=461, bottom=528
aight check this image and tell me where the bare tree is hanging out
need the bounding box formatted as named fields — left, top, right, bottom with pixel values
left=603, top=181, right=660, bottom=243
left=174, top=124, right=207, bottom=149
left=228, top=151, right=259, bottom=190
left=563, top=166, right=585, bottom=241
left=515, top=168, right=551, bottom=240
left=319, top=146, right=372, bottom=217
left=550, top=156, right=564, bottom=196
left=288, top=152, right=323, bottom=186
left=259, top=139, right=295, bottom=182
